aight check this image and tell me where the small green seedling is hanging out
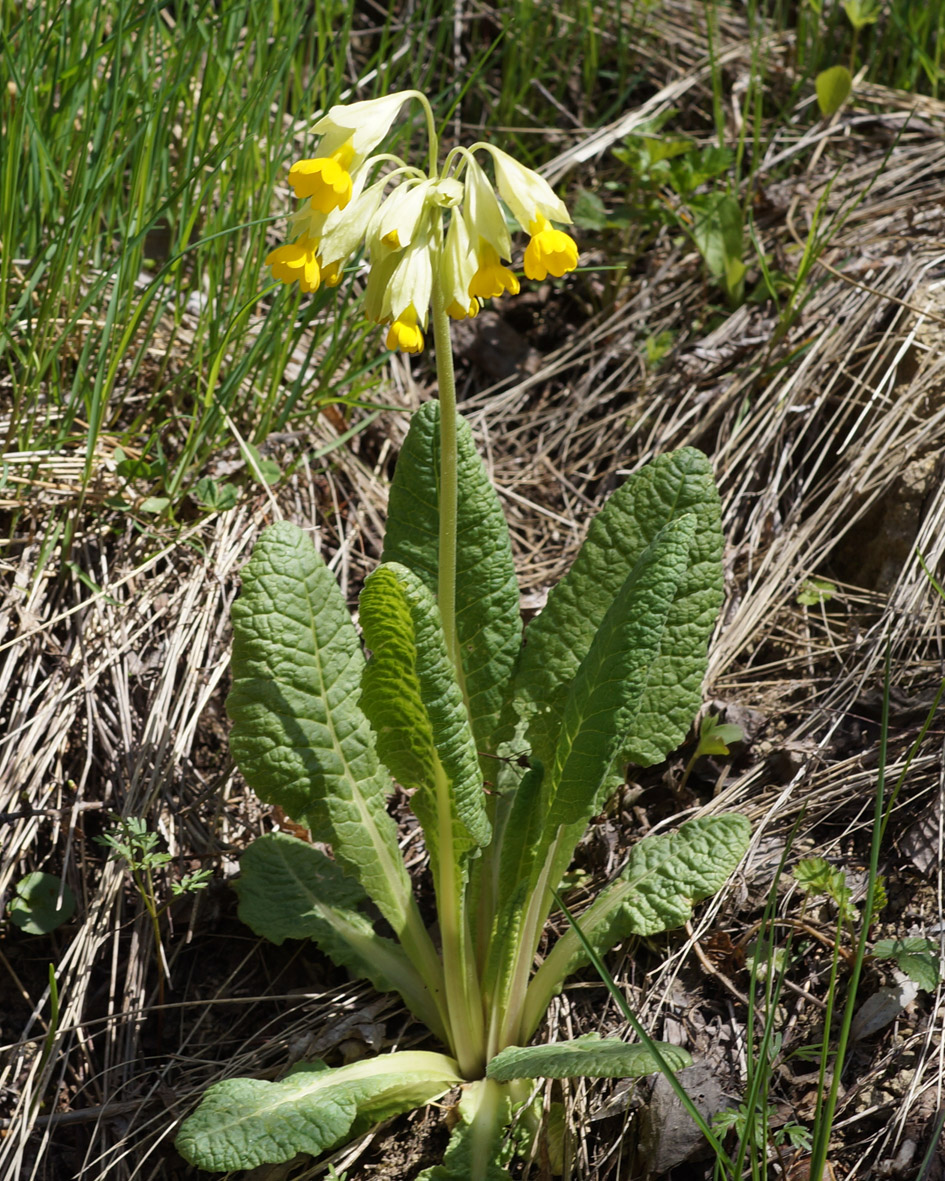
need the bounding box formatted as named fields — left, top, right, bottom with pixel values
left=797, top=577, right=836, bottom=607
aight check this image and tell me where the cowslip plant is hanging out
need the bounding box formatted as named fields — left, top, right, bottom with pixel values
left=175, top=91, right=750, bottom=1178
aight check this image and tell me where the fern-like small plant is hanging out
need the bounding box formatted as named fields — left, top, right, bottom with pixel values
left=175, top=90, right=750, bottom=1179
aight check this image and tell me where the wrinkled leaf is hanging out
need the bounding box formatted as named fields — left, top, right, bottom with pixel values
left=176, top=1051, right=464, bottom=1172
left=227, top=522, right=426, bottom=960
left=547, top=515, right=696, bottom=829
left=383, top=401, right=522, bottom=772
left=487, top=1034, right=690, bottom=1081
left=510, top=447, right=723, bottom=774
left=524, top=815, right=750, bottom=1033
left=360, top=562, right=490, bottom=854
left=236, top=832, right=444, bottom=1039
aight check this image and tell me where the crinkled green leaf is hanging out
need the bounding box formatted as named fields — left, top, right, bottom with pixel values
left=523, top=815, right=750, bottom=1034
left=236, top=832, right=444, bottom=1040
left=512, top=447, right=723, bottom=773
left=417, top=1079, right=513, bottom=1181
left=487, top=1035, right=691, bottom=1081
left=175, top=1051, right=464, bottom=1172
left=226, top=522, right=437, bottom=986
left=360, top=560, right=488, bottom=1058
left=360, top=562, right=490, bottom=854
left=383, top=401, right=522, bottom=771
left=547, top=515, right=696, bottom=829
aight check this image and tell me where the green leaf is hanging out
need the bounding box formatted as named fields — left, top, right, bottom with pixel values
left=359, top=562, right=490, bottom=854
left=816, top=66, right=852, bottom=117
left=547, top=515, right=696, bottom=829
left=236, top=833, right=445, bottom=1040
left=487, top=1034, right=691, bottom=1081
left=523, top=816, right=750, bottom=1031
left=872, top=937, right=940, bottom=992
left=696, top=714, right=744, bottom=757
left=360, top=560, right=488, bottom=1060
left=192, top=475, right=239, bottom=511
left=176, top=1051, right=464, bottom=1172
left=383, top=401, right=522, bottom=771
left=8, top=872, right=76, bottom=934
left=511, top=447, right=723, bottom=774
left=138, top=495, right=171, bottom=513
left=797, top=577, right=835, bottom=606
left=245, top=441, right=282, bottom=486
left=794, top=856, right=857, bottom=921
left=226, top=523, right=431, bottom=973
left=571, top=188, right=610, bottom=231
left=688, top=193, right=743, bottom=286
left=841, top=0, right=880, bottom=30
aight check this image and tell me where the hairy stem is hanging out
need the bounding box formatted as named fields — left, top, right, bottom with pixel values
left=431, top=281, right=460, bottom=672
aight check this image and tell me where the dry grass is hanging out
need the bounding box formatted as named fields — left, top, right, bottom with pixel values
left=3, top=5, right=945, bottom=1179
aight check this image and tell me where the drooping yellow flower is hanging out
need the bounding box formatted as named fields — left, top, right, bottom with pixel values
left=442, top=211, right=479, bottom=320
left=386, top=304, right=424, bottom=353
left=312, top=92, right=414, bottom=165
left=289, top=144, right=355, bottom=213
left=487, top=146, right=571, bottom=231
left=265, top=90, right=578, bottom=344
left=523, top=214, right=579, bottom=281
left=468, top=241, right=520, bottom=300
left=265, top=236, right=321, bottom=293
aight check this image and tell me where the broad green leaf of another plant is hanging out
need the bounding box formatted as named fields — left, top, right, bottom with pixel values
left=696, top=714, right=744, bottom=757
left=383, top=401, right=522, bottom=773
left=688, top=193, right=744, bottom=298
left=522, top=815, right=750, bottom=1039
left=175, top=1052, right=464, bottom=1172
left=8, top=872, right=76, bottom=934
left=816, top=66, right=852, bottom=117
left=236, top=832, right=446, bottom=1041
left=226, top=522, right=438, bottom=989
left=486, top=1035, right=691, bottom=1081
left=873, top=937, right=940, bottom=992
left=510, top=447, right=723, bottom=775
left=841, top=0, right=880, bottom=30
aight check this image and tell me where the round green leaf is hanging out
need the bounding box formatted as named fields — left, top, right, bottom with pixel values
left=8, top=872, right=77, bottom=934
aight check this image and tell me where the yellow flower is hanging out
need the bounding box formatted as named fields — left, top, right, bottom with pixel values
left=523, top=214, right=579, bottom=281
left=487, top=146, right=571, bottom=231
left=468, top=241, right=520, bottom=300
left=386, top=304, right=424, bottom=353
left=266, top=236, right=321, bottom=293
left=462, top=155, right=511, bottom=259
left=312, top=92, right=414, bottom=164
left=289, top=145, right=355, bottom=213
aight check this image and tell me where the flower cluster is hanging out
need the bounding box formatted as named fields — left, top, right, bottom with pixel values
left=265, top=91, right=579, bottom=353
